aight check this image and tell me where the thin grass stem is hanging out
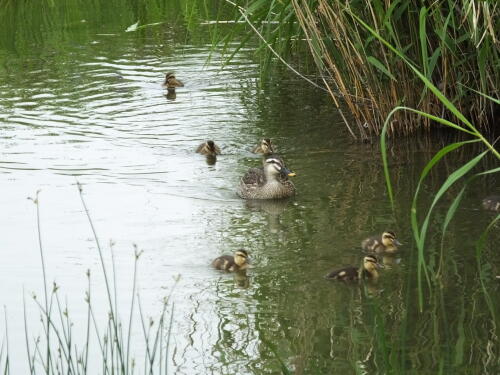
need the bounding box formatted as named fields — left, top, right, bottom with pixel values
left=76, top=182, right=126, bottom=372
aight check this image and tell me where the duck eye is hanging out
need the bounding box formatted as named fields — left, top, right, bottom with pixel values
left=266, top=158, right=280, bottom=165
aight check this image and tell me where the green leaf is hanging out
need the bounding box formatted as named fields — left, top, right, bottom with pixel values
left=348, top=9, right=500, bottom=160
left=419, top=7, right=428, bottom=78
left=420, top=151, right=488, bottom=247
left=427, top=46, right=441, bottom=78
left=458, top=84, right=500, bottom=104
left=380, top=105, right=478, bottom=207
left=477, top=166, right=500, bottom=176
left=367, top=56, right=397, bottom=81
left=442, top=187, right=466, bottom=234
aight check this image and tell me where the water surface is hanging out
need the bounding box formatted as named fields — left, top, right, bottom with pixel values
left=1, top=2, right=499, bottom=373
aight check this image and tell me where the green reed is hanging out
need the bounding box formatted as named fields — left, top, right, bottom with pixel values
left=208, top=1, right=498, bottom=139
left=345, top=7, right=499, bottom=307
left=0, top=185, right=178, bottom=374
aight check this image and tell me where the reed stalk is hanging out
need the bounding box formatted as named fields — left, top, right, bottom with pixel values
left=214, top=0, right=499, bottom=138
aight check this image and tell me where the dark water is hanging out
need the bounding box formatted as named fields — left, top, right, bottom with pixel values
left=1, top=1, right=499, bottom=373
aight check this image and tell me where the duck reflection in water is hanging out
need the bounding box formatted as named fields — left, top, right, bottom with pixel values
left=162, top=72, right=184, bottom=101
left=380, top=253, right=402, bottom=269
left=165, top=90, right=177, bottom=100
left=205, top=154, right=217, bottom=165
left=245, top=198, right=290, bottom=234
left=234, top=271, right=250, bottom=288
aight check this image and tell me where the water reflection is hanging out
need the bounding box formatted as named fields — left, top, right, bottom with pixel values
left=0, top=0, right=499, bottom=373
left=234, top=271, right=250, bottom=288
left=379, top=253, right=402, bottom=268
left=205, top=154, right=217, bottom=165
left=164, top=88, right=178, bottom=100
left=245, top=198, right=289, bottom=215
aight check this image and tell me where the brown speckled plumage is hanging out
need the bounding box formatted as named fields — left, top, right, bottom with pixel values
left=361, top=231, right=401, bottom=253
left=162, top=72, right=184, bottom=88
left=326, top=255, right=381, bottom=281
left=482, top=195, right=500, bottom=212
left=253, top=138, right=275, bottom=155
left=212, top=250, right=249, bottom=272
left=196, top=140, right=221, bottom=156
left=237, top=155, right=296, bottom=200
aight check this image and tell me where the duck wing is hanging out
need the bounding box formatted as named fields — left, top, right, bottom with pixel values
left=195, top=143, right=205, bottom=153
left=325, top=266, right=359, bottom=281
left=212, top=255, right=235, bottom=271
left=241, top=167, right=266, bottom=187
left=361, top=236, right=381, bottom=252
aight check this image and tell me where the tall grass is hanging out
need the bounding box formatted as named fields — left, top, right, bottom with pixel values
left=0, top=185, right=178, bottom=374
left=213, top=1, right=498, bottom=139
left=355, top=17, right=500, bottom=310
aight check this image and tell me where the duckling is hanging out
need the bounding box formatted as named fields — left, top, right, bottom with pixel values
left=362, top=231, right=402, bottom=254
left=482, top=195, right=500, bottom=212
left=325, top=255, right=383, bottom=281
left=253, top=138, right=275, bottom=155
left=162, top=72, right=184, bottom=89
left=237, top=155, right=296, bottom=200
left=212, top=249, right=249, bottom=272
left=196, top=140, right=221, bottom=156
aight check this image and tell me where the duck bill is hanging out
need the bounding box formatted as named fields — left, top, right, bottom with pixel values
left=281, top=167, right=296, bottom=177
left=394, top=239, right=402, bottom=246
left=376, top=263, right=385, bottom=269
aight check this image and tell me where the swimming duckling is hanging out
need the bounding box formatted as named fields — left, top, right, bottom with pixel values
left=162, top=72, right=184, bottom=89
left=482, top=195, right=500, bottom=212
left=362, top=231, right=402, bottom=253
left=196, top=140, right=221, bottom=156
left=212, top=249, right=249, bottom=272
left=325, top=255, right=383, bottom=281
left=237, top=155, right=296, bottom=200
left=253, top=138, right=275, bottom=155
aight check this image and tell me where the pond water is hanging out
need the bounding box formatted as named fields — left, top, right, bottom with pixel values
left=1, top=1, right=499, bottom=374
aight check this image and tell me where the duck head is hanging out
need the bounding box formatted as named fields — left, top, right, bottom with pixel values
left=260, top=138, right=274, bottom=154
left=363, top=255, right=384, bottom=279
left=382, top=231, right=402, bottom=247
left=163, top=72, right=184, bottom=88
left=264, top=155, right=296, bottom=179
left=206, top=140, right=216, bottom=152
left=234, top=249, right=249, bottom=267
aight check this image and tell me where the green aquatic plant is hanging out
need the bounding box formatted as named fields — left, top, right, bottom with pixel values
left=211, top=1, right=498, bottom=138
left=349, top=10, right=500, bottom=310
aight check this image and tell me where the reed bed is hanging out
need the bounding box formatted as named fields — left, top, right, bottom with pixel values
left=369, top=11, right=500, bottom=309
left=216, top=0, right=499, bottom=139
